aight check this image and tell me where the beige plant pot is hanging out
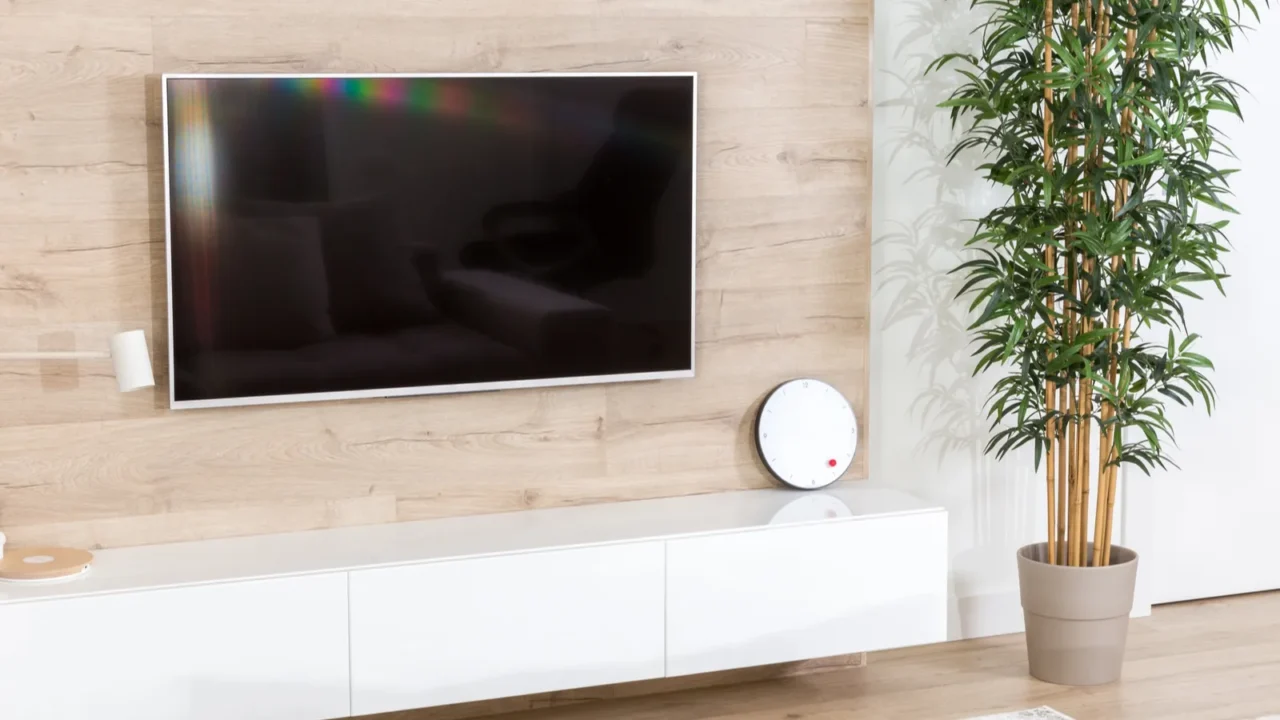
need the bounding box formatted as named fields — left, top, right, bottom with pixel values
left=1016, top=542, right=1139, bottom=686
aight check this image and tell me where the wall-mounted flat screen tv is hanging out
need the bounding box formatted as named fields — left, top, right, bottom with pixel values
left=163, top=73, right=696, bottom=409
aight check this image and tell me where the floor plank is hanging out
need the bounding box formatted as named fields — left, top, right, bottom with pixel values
left=392, top=592, right=1280, bottom=720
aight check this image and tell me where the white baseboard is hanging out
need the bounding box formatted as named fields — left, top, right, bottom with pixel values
left=949, top=586, right=1151, bottom=642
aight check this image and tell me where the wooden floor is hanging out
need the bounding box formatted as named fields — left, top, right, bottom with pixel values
left=486, top=592, right=1280, bottom=720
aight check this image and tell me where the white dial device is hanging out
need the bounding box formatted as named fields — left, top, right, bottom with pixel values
left=755, top=378, right=858, bottom=490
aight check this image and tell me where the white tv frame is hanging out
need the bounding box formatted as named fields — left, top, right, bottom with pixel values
left=161, top=72, right=697, bottom=410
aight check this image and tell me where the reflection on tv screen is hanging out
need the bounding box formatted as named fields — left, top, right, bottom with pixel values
left=165, top=74, right=696, bottom=407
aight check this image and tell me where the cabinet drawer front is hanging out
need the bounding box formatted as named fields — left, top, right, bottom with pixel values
left=0, top=574, right=350, bottom=720
left=666, top=512, right=948, bottom=676
left=349, top=542, right=665, bottom=715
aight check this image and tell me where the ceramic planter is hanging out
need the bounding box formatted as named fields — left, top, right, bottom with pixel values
left=1016, top=542, right=1139, bottom=685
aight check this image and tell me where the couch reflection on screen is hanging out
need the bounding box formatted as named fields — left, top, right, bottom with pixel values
left=459, top=87, right=689, bottom=293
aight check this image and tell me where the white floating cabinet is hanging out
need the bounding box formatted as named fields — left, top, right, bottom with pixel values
left=0, top=486, right=947, bottom=719
left=665, top=512, right=948, bottom=677
left=349, top=543, right=666, bottom=715
left=0, top=574, right=350, bottom=720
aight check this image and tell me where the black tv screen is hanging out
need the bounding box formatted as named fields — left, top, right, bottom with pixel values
left=163, top=73, right=696, bottom=409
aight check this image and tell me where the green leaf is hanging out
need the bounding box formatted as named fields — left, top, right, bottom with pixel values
left=1120, top=149, right=1166, bottom=168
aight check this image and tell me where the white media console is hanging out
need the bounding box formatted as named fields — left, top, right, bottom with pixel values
left=0, top=485, right=947, bottom=719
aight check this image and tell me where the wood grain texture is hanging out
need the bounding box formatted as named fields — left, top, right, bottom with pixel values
left=413, top=592, right=1280, bottom=720
left=0, top=3, right=871, bottom=550
left=13, top=1, right=867, bottom=19
left=0, top=17, right=153, bottom=224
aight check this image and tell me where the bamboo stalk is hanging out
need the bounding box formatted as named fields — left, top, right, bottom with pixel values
left=1100, top=441, right=1120, bottom=564
left=1092, top=406, right=1117, bottom=566
left=1060, top=0, right=1079, bottom=563
left=1066, top=381, right=1075, bottom=567
left=1080, top=362, right=1093, bottom=565
left=1057, top=381, right=1069, bottom=561
left=1063, top=0, right=1101, bottom=568
left=1075, top=371, right=1085, bottom=563
left=1063, top=249, right=1078, bottom=566
left=1071, top=374, right=1084, bottom=566
left=1071, top=204, right=1093, bottom=566
left=1076, top=264, right=1093, bottom=567
left=1101, top=0, right=1154, bottom=568
left=1101, top=310, right=1133, bottom=566
left=1079, top=262, right=1097, bottom=566
left=1093, top=260, right=1126, bottom=567
left=1092, top=8, right=1140, bottom=569
left=1066, top=252, right=1082, bottom=566
left=1045, top=344, right=1057, bottom=566
left=1095, top=402, right=1120, bottom=566
left=1092, top=282, right=1123, bottom=567
left=1043, top=0, right=1058, bottom=566
left=1093, top=249, right=1127, bottom=566
left=1059, top=0, right=1090, bottom=566
left=1074, top=0, right=1111, bottom=566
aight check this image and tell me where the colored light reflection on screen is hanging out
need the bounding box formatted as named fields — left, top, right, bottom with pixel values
left=274, top=76, right=682, bottom=148
left=283, top=76, right=519, bottom=127
left=172, top=82, right=217, bottom=215
left=169, top=78, right=219, bottom=350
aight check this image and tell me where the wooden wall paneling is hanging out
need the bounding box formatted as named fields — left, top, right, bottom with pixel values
left=0, top=222, right=158, bottom=325
left=13, top=1, right=863, bottom=19
left=698, top=193, right=868, bottom=291
left=0, top=17, right=153, bottom=223
left=154, top=18, right=811, bottom=111
left=7, top=495, right=400, bottom=552
left=697, top=106, right=868, bottom=201
left=602, top=346, right=867, bottom=494
left=0, top=321, right=160, bottom=428
left=805, top=20, right=871, bottom=107
left=0, top=2, right=872, bottom=552
left=0, top=16, right=161, bottom=427
left=0, top=385, right=609, bottom=540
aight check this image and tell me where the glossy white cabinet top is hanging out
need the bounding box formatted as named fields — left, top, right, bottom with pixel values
left=0, top=484, right=942, bottom=606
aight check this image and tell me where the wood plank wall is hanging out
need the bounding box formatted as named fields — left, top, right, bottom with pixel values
left=0, top=0, right=871, bottom=550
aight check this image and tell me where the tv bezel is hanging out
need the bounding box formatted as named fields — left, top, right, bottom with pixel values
left=161, top=72, right=698, bottom=410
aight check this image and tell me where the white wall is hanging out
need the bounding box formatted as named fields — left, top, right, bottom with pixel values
left=871, top=0, right=1151, bottom=639
left=1146, top=5, right=1280, bottom=604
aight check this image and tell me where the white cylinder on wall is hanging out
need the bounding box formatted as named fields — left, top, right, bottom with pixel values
left=110, top=330, right=155, bottom=393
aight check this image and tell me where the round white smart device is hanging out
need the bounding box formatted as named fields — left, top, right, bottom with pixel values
left=755, top=378, right=858, bottom=490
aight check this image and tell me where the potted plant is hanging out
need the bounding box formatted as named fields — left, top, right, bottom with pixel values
left=930, top=0, right=1262, bottom=685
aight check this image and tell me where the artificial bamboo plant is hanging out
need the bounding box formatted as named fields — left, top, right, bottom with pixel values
left=932, top=0, right=1261, bottom=566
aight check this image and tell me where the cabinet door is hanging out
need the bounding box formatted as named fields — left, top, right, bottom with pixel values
left=0, top=574, right=350, bottom=720
left=665, top=513, right=948, bottom=677
left=349, top=543, right=665, bottom=715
